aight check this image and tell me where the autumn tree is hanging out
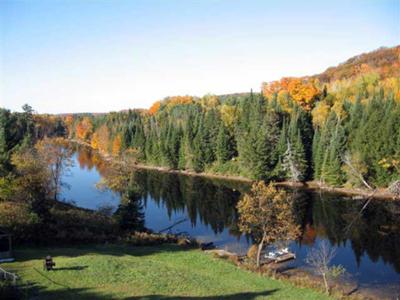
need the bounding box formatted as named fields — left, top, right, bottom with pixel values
left=263, top=78, right=320, bottom=110
left=35, top=137, right=73, bottom=201
left=112, top=134, right=122, bottom=157
left=91, top=132, right=99, bottom=150
left=64, top=114, right=74, bottom=138
left=97, top=124, right=110, bottom=154
left=287, top=78, right=320, bottom=110
left=149, top=101, right=161, bottom=115
left=10, top=148, right=50, bottom=217
left=237, top=181, right=300, bottom=267
left=75, top=117, right=93, bottom=141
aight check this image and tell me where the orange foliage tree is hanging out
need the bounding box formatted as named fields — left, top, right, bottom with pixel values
left=97, top=125, right=110, bottom=154
left=149, top=101, right=161, bottom=115
left=165, top=96, right=194, bottom=110
left=64, top=115, right=74, bottom=138
left=112, top=134, right=122, bottom=157
left=75, top=117, right=93, bottom=141
left=287, top=78, right=320, bottom=110
left=262, top=77, right=321, bottom=110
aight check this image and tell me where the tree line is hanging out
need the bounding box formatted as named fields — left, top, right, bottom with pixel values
left=1, top=47, right=399, bottom=190
left=65, top=74, right=400, bottom=189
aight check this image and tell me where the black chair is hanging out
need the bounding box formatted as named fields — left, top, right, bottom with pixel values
left=43, top=256, right=56, bottom=271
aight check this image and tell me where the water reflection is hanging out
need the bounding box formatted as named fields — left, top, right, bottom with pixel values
left=137, top=170, right=243, bottom=236
left=62, top=146, right=400, bottom=290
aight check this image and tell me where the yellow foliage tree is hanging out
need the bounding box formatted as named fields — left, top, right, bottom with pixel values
left=312, top=102, right=331, bottom=128
left=219, top=104, right=237, bottom=130
left=237, top=181, right=300, bottom=268
left=165, top=96, right=194, bottom=110
left=287, top=78, right=320, bottom=110
left=91, top=132, right=99, bottom=150
left=112, top=134, right=122, bottom=157
left=97, top=125, right=110, bottom=154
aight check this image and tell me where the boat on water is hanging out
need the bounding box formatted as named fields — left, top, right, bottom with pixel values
left=264, top=247, right=296, bottom=263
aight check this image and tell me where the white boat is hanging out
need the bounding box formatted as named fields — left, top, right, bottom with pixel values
left=264, top=247, right=295, bottom=262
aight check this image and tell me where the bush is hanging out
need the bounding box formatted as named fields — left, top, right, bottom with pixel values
left=206, top=160, right=242, bottom=176
left=0, top=200, right=119, bottom=244
left=0, top=202, right=40, bottom=242
left=47, top=204, right=118, bottom=243
left=247, top=244, right=258, bottom=262
left=124, top=231, right=178, bottom=246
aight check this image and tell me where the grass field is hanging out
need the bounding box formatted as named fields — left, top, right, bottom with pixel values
left=4, top=244, right=331, bottom=299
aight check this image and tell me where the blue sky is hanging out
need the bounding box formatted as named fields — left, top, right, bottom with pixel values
left=1, top=0, right=399, bottom=113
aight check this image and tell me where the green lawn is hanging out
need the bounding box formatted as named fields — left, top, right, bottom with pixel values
left=5, top=244, right=331, bottom=300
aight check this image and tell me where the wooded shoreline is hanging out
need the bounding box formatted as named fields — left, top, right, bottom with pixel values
left=71, top=139, right=400, bottom=201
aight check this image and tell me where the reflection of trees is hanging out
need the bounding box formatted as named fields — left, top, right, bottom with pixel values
left=311, top=193, right=350, bottom=246
left=76, top=146, right=94, bottom=170
left=74, top=146, right=108, bottom=176
left=139, top=170, right=242, bottom=236
left=311, top=194, right=400, bottom=272
left=291, top=190, right=315, bottom=246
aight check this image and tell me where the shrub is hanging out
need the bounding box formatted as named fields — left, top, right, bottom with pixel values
left=124, top=232, right=178, bottom=246
left=247, top=244, right=258, bottom=262
left=47, top=205, right=118, bottom=243
left=0, top=202, right=40, bottom=242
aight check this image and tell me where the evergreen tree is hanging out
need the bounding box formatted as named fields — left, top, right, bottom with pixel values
left=114, top=181, right=145, bottom=231
left=216, top=123, right=235, bottom=163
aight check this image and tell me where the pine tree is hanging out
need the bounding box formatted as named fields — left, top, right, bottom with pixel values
left=319, top=111, right=346, bottom=186
left=272, top=120, right=288, bottom=180
left=115, top=181, right=145, bottom=231
left=216, top=123, right=235, bottom=163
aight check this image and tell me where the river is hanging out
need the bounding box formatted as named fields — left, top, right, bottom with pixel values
left=61, top=146, right=400, bottom=297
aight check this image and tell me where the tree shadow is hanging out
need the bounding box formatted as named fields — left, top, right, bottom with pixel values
left=52, top=265, right=88, bottom=271
left=16, top=282, right=116, bottom=300
left=125, top=289, right=279, bottom=300
left=16, top=284, right=279, bottom=300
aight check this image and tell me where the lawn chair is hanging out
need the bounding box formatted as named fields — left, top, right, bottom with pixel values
left=43, top=256, right=56, bottom=271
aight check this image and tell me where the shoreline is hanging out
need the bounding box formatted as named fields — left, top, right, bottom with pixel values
left=70, top=139, right=400, bottom=201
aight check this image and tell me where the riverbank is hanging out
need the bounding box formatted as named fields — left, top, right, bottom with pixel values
left=4, top=244, right=332, bottom=300
left=70, top=139, right=400, bottom=201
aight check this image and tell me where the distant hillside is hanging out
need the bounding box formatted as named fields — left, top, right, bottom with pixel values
left=262, top=45, right=400, bottom=107
left=313, top=45, right=400, bottom=83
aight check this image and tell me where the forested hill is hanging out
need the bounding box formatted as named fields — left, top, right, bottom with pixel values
left=1, top=46, right=399, bottom=189
left=313, top=45, right=400, bottom=83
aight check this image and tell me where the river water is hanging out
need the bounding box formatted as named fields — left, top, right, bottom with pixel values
left=61, top=146, right=400, bottom=296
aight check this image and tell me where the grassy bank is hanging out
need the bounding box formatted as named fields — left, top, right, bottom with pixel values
left=5, top=244, right=331, bottom=300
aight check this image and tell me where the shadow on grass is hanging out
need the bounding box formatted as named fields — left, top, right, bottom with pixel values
left=13, top=244, right=190, bottom=263
left=52, top=265, right=89, bottom=271
left=126, top=289, right=279, bottom=299
left=16, top=282, right=116, bottom=300
left=17, top=283, right=279, bottom=300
